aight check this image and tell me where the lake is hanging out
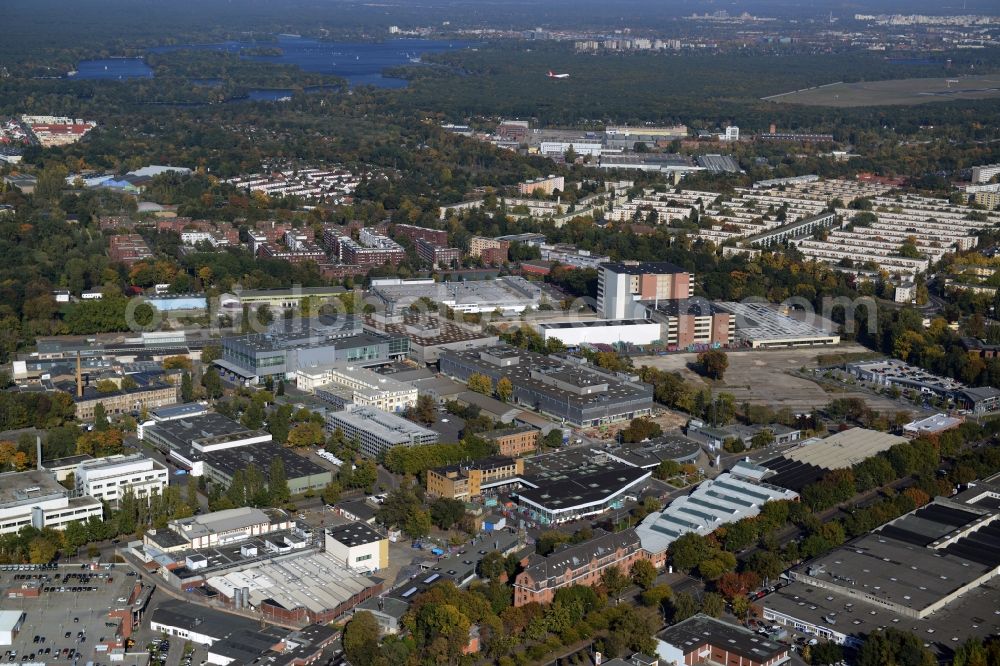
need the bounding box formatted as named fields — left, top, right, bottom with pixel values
left=69, top=35, right=469, bottom=88
left=69, top=58, right=153, bottom=80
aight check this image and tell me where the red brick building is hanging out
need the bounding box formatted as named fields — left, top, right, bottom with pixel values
left=392, top=223, right=449, bottom=246
left=655, top=614, right=790, bottom=666
left=513, top=528, right=656, bottom=607
left=415, top=238, right=460, bottom=268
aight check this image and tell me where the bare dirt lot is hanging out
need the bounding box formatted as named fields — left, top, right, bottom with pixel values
left=763, top=74, right=1000, bottom=107
left=638, top=344, right=910, bottom=413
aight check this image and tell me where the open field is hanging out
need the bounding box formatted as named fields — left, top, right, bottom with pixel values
left=763, top=74, right=1000, bottom=107
left=639, top=344, right=917, bottom=414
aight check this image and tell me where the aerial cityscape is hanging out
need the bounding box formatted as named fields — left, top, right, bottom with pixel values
left=2, top=1, right=1000, bottom=665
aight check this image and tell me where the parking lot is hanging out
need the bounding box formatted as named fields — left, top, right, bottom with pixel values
left=0, top=564, right=147, bottom=666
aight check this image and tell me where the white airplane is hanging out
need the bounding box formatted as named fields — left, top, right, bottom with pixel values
left=547, top=70, right=570, bottom=79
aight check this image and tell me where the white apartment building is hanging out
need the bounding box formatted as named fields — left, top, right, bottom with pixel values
left=297, top=365, right=417, bottom=412
left=74, top=453, right=169, bottom=506
left=972, top=164, right=1000, bottom=184
left=0, top=470, right=103, bottom=534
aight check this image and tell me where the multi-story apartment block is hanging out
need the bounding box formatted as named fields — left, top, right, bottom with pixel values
left=257, top=242, right=326, bottom=264
left=414, top=238, right=461, bottom=267
left=513, top=528, right=651, bottom=606
left=391, top=223, right=449, bottom=246
left=468, top=236, right=510, bottom=260
left=479, top=246, right=508, bottom=265
left=518, top=175, right=565, bottom=196
left=539, top=244, right=610, bottom=269
left=971, top=163, right=1000, bottom=184
left=74, top=453, right=169, bottom=506
left=426, top=457, right=525, bottom=500
left=333, top=232, right=406, bottom=267
left=597, top=261, right=693, bottom=320
left=975, top=191, right=1000, bottom=210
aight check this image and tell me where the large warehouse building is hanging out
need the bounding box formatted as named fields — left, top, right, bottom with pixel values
left=439, top=346, right=654, bottom=427
left=535, top=319, right=662, bottom=347
left=762, top=478, right=1000, bottom=652
left=636, top=462, right=799, bottom=556
left=760, top=427, right=908, bottom=492
left=716, top=301, right=840, bottom=348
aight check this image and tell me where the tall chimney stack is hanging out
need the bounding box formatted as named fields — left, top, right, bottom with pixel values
left=76, top=351, right=83, bottom=398
left=36, top=436, right=43, bottom=471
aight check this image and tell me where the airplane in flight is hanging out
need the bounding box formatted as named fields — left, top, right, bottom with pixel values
left=547, top=70, right=570, bottom=79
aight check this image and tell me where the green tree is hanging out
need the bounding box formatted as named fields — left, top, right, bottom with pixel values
left=640, top=584, right=673, bottom=610
left=543, top=429, right=564, bottom=449
left=35, top=163, right=69, bottom=200
left=856, top=628, right=935, bottom=666
left=405, top=394, right=437, bottom=426
left=495, top=376, right=513, bottom=402
left=29, top=536, right=59, bottom=564
left=181, top=371, right=194, bottom=402
left=670, top=532, right=709, bottom=572
left=321, top=481, right=341, bottom=506
left=467, top=373, right=493, bottom=395
left=654, top=459, right=681, bottom=479
left=268, top=456, right=290, bottom=505
left=268, top=404, right=293, bottom=444
left=600, top=565, right=631, bottom=603
left=287, top=422, right=324, bottom=447
left=62, top=520, right=88, bottom=554
left=670, top=592, right=699, bottom=623
left=478, top=551, right=507, bottom=581
left=241, top=400, right=265, bottom=429
left=697, top=349, right=729, bottom=380
left=630, top=559, right=658, bottom=590
left=201, top=346, right=222, bottom=364
left=404, top=508, right=432, bottom=539
left=620, top=417, right=662, bottom=443
left=202, top=368, right=224, bottom=399
left=700, top=591, right=725, bottom=618
left=93, top=403, right=109, bottom=432
left=343, top=611, right=381, bottom=666
left=186, top=476, right=198, bottom=508
left=351, top=459, right=377, bottom=493
left=810, top=641, right=845, bottom=665
left=430, top=497, right=466, bottom=530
